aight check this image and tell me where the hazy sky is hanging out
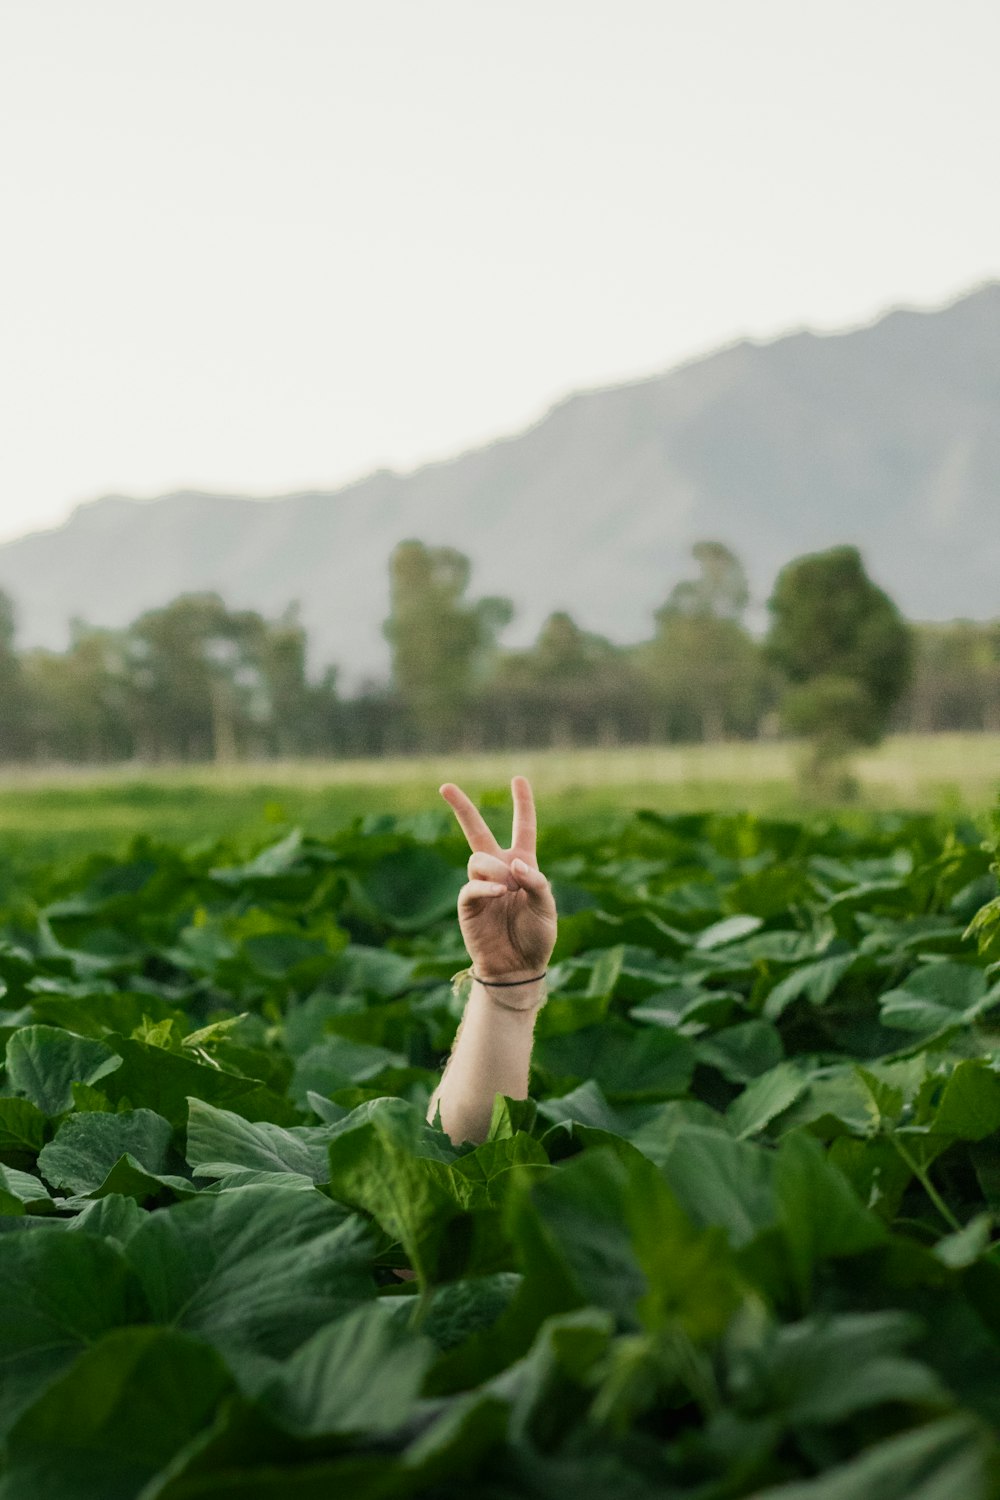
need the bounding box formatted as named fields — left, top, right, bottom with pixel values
left=1, top=0, right=997, bottom=544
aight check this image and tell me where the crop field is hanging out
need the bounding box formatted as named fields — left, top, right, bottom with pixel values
left=1, top=732, right=998, bottom=874
left=1, top=767, right=1000, bottom=1494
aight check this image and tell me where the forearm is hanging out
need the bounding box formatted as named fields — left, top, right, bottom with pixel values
left=428, top=978, right=545, bottom=1145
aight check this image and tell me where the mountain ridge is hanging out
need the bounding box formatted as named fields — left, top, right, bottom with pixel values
left=3, top=281, right=999, bottom=685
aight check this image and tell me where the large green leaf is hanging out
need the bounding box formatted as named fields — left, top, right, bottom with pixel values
left=508, top=1145, right=741, bottom=1340
left=254, top=1303, right=434, bottom=1436
left=728, top=1061, right=809, bottom=1139
left=38, top=1107, right=183, bottom=1198
left=0, top=1327, right=233, bottom=1500
left=929, top=1059, right=1000, bottom=1142
left=289, top=1036, right=407, bottom=1106
left=728, top=1310, right=948, bottom=1425
left=769, top=1131, right=886, bottom=1299
left=747, top=1415, right=995, bottom=1500
left=878, top=962, right=1000, bottom=1038
left=655, top=1125, right=776, bottom=1247
left=186, top=1097, right=357, bottom=1184
left=100, top=1037, right=298, bottom=1129
left=325, top=1098, right=501, bottom=1284
left=763, top=952, right=856, bottom=1020
left=4, top=1025, right=121, bottom=1115
left=535, top=1018, right=695, bottom=1101
left=354, top=846, right=465, bottom=931
left=0, top=1097, right=46, bottom=1168
left=125, top=1183, right=375, bottom=1360
left=0, top=1231, right=143, bottom=1436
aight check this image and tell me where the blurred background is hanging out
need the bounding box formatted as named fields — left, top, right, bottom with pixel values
left=0, top=0, right=998, bottom=843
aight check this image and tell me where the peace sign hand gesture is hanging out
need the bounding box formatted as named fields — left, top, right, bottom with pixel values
left=440, top=775, right=557, bottom=987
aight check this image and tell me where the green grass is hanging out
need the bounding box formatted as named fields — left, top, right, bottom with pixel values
left=0, top=733, right=996, bottom=872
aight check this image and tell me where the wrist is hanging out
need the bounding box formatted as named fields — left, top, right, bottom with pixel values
left=472, top=966, right=547, bottom=985
left=471, top=971, right=547, bottom=1014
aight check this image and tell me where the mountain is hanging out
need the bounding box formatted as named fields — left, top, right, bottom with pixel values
left=3, top=282, right=999, bottom=686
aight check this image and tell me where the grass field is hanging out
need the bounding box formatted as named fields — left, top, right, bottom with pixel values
left=0, top=733, right=997, bottom=872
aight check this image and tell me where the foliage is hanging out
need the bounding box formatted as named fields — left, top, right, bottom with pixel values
left=767, top=546, right=914, bottom=748
left=767, top=548, right=916, bottom=791
left=383, top=541, right=514, bottom=749
left=2, top=539, right=997, bottom=762
left=1, top=798, right=1000, bottom=1495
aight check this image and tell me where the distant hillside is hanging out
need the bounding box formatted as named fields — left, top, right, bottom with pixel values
left=2, top=282, right=999, bottom=686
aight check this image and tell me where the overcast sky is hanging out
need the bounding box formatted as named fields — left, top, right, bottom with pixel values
left=1, top=0, right=997, bottom=544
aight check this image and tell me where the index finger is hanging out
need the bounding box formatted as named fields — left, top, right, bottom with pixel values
left=439, top=783, right=503, bottom=857
left=510, top=775, right=537, bottom=859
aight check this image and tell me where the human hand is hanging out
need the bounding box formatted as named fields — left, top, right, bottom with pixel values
left=440, top=775, right=557, bottom=984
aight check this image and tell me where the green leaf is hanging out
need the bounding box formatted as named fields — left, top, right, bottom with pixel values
left=729, top=1310, right=948, bottom=1426
left=0, top=1230, right=143, bottom=1436
left=727, top=1061, right=809, bottom=1139
left=536, top=1019, right=695, bottom=1102
left=355, top=846, right=464, bottom=931
left=100, top=1037, right=298, bottom=1129
left=255, top=1303, right=433, bottom=1436
left=694, top=1019, right=784, bottom=1083
left=0, top=1097, right=46, bottom=1167
left=290, top=1037, right=407, bottom=1107
left=37, top=1107, right=180, bottom=1197
left=0, top=1166, right=53, bottom=1213
left=486, top=1093, right=538, bottom=1140
left=763, top=952, right=856, bottom=1020
left=125, top=1183, right=374, bottom=1360
left=930, top=1059, right=1000, bottom=1142
left=325, top=1099, right=499, bottom=1285
left=933, top=1213, right=995, bottom=1269
left=747, top=1415, right=995, bottom=1500
left=395, top=1271, right=521, bottom=1351
left=535, top=1080, right=629, bottom=1133
left=64, top=1193, right=144, bottom=1245
left=4, top=1026, right=122, bottom=1115
left=695, top=914, right=764, bottom=949
left=186, top=1097, right=361, bottom=1184
left=0, top=1327, right=233, bottom=1500
left=771, top=1131, right=885, bottom=1299
left=879, top=962, right=1000, bottom=1037
left=509, top=1146, right=740, bottom=1340
left=655, top=1125, right=776, bottom=1247
left=210, top=827, right=306, bottom=882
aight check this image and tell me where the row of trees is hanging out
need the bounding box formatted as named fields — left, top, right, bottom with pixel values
left=0, top=540, right=997, bottom=765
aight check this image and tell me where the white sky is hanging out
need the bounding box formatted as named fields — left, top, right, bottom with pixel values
left=1, top=0, right=997, bottom=545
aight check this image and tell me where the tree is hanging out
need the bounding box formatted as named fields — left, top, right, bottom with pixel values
left=640, top=543, right=767, bottom=742
left=23, top=624, right=132, bottom=763
left=494, top=612, right=637, bottom=747
left=903, top=621, right=1000, bottom=733
left=383, top=542, right=513, bottom=749
left=766, top=546, right=913, bottom=786
left=666, top=540, right=750, bottom=622
left=0, top=591, right=32, bottom=761
left=124, top=594, right=273, bottom=762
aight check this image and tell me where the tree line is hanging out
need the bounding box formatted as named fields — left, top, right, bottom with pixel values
left=0, top=539, right=997, bottom=766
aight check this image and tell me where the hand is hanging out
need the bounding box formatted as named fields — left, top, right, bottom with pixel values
left=440, top=775, right=557, bottom=983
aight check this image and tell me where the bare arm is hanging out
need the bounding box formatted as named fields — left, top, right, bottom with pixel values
left=428, top=776, right=557, bottom=1145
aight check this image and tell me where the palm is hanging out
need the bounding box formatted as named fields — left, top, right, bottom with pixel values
left=440, top=776, right=557, bottom=981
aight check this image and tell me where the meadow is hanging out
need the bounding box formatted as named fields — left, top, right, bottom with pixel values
left=1, top=733, right=998, bottom=874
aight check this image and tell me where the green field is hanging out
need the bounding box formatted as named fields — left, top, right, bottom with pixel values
left=1, top=734, right=997, bottom=873
left=1, top=782, right=1000, bottom=1496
